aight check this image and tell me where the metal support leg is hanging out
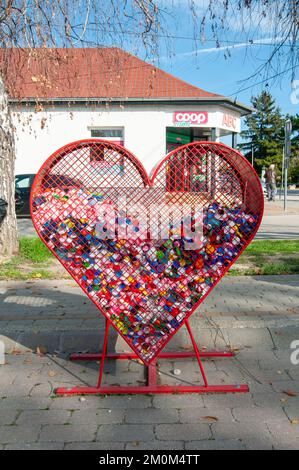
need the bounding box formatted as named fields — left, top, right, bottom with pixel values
left=54, top=321, right=249, bottom=396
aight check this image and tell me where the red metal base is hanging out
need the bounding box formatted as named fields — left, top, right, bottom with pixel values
left=54, top=320, right=249, bottom=396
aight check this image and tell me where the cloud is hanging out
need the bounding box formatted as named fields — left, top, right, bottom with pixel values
left=173, top=37, right=285, bottom=58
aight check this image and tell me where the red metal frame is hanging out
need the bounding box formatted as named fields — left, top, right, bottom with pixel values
left=54, top=319, right=249, bottom=395
left=30, top=139, right=263, bottom=395
left=30, top=140, right=264, bottom=368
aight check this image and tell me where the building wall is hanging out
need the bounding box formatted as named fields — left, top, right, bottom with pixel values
left=11, top=103, right=241, bottom=175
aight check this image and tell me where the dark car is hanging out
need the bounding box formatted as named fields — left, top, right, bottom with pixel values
left=15, top=174, right=36, bottom=217
left=15, top=173, right=83, bottom=216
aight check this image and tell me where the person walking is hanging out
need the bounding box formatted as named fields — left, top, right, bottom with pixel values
left=265, top=164, right=277, bottom=202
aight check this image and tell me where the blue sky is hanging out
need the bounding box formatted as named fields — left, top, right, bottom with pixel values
left=128, top=0, right=299, bottom=121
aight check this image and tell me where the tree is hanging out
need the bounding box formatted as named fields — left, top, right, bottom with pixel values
left=239, top=91, right=284, bottom=175
left=0, top=0, right=164, bottom=258
left=198, top=0, right=299, bottom=83
left=0, top=1, right=298, bottom=257
left=288, top=114, right=299, bottom=185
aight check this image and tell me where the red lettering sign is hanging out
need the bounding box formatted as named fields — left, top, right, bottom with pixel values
left=173, top=111, right=208, bottom=125
left=222, top=114, right=237, bottom=129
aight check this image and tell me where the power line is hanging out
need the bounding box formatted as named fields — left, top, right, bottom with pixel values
left=71, top=24, right=297, bottom=48
left=228, top=64, right=299, bottom=97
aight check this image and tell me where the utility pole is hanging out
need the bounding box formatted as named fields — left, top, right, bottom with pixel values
left=284, top=119, right=292, bottom=211
left=280, top=147, right=284, bottom=200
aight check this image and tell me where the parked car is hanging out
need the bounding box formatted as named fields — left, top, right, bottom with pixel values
left=15, top=173, right=83, bottom=216
left=15, top=174, right=36, bottom=216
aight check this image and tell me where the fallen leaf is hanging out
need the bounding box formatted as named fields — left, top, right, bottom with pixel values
left=291, top=420, right=299, bottom=426
left=10, top=348, right=23, bottom=355
left=48, top=370, right=57, bottom=377
left=283, top=390, right=298, bottom=397
left=36, top=346, right=47, bottom=355
left=201, top=416, right=219, bottom=422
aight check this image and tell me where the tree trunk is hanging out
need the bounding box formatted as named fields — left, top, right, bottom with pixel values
left=0, top=76, right=18, bottom=259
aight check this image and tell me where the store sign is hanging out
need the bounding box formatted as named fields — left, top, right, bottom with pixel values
left=222, top=113, right=237, bottom=130
left=173, top=111, right=208, bottom=127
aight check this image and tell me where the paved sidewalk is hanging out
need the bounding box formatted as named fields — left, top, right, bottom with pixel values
left=0, top=333, right=299, bottom=450
left=0, top=275, right=299, bottom=449
left=0, top=276, right=298, bottom=353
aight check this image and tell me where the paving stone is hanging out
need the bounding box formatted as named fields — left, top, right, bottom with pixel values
left=211, top=422, right=272, bottom=441
left=0, top=397, right=51, bottom=410
left=269, top=327, right=299, bottom=349
left=65, top=442, right=125, bottom=450
left=272, top=437, right=299, bottom=450
left=70, top=409, right=125, bottom=425
left=284, top=405, right=299, bottom=421
left=179, top=407, right=234, bottom=423
left=270, top=380, right=299, bottom=393
left=225, top=329, right=275, bottom=350
left=126, top=441, right=184, bottom=450
left=29, top=383, right=54, bottom=397
left=49, top=396, right=108, bottom=410
left=0, top=425, right=41, bottom=444
left=243, top=438, right=275, bottom=450
left=153, top=394, right=204, bottom=409
left=96, top=424, right=154, bottom=442
left=17, top=332, right=60, bottom=353
left=232, top=405, right=288, bottom=423
left=185, top=439, right=245, bottom=450
left=252, top=392, right=288, bottom=407
left=94, top=395, right=153, bottom=409
left=59, top=331, right=115, bottom=353
left=0, top=334, right=20, bottom=353
left=39, top=424, right=97, bottom=442
left=266, top=421, right=299, bottom=441
left=17, top=410, right=71, bottom=425
left=202, top=393, right=254, bottom=408
left=155, top=424, right=211, bottom=441
left=0, top=410, right=19, bottom=425
left=0, top=382, right=35, bottom=398
left=125, top=408, right=179, bottom=424
left=5, top=442, right=64, bottom=450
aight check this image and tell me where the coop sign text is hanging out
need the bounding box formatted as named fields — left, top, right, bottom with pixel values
left=173, top=111, right=208, bottom=127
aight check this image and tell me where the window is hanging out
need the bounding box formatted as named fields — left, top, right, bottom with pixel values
left=15, top=175, right=31, bottom=189
left=89, top=128, right=124, bottom=162
left=91, top=128, right=123, bottom=139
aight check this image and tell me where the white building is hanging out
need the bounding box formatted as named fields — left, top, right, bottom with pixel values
left=4, top=48, right=251, bottom=175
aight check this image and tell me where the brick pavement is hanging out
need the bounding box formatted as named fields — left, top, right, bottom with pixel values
left=0, top=275, right=298, bottom=450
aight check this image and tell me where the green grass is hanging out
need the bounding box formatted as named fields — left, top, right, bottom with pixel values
left=19, top=237, right=53, bottom=263
left=1, top=237, right=299, bottom=279
left=230, top=262, right=299, bottom=276
left=0, top=236, right=55, bottom=279
left=245, top=239, right=299, bottom=254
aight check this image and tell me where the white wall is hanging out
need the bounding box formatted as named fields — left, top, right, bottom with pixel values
left=11, top=103, right=241, bottom=175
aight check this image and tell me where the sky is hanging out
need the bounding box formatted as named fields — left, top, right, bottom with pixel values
left=127, top=0, right=299, bottom=125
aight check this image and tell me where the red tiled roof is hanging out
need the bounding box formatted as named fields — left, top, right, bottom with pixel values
left=0, top=47, right=222, bottom=100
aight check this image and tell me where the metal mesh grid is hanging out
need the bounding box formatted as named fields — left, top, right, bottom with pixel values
left=31, top=139, right=264, bottom=364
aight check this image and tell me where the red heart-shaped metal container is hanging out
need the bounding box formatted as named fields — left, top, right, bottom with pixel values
left=31, top=140, right=264, bottom=365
